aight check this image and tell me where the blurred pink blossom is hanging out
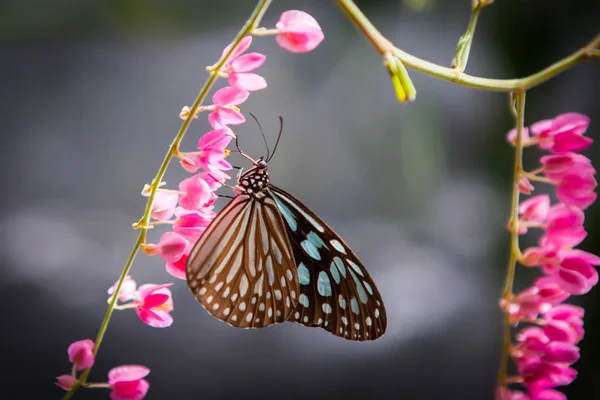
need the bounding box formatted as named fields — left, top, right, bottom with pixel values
left=134, top=284, right=174, bottom=328
left=108, top=365, right=150, bottom=400
left=149, top=192, right=179, bottom=221
left=144, top=231, right=190, bottom=263
left=56, top=375, right=76, bottom=391
left=68, top=339, right=95, bottom=371
left=207, top=86, right=249, bottom=128
left=223, top=36, right=267, bottom=91
left=107, top=275, right=138, bottom=303
left=275, top=10, right=324, bottom=53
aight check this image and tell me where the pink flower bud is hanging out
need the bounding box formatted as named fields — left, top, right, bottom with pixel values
left=542, top=341, right=580, bottom=364
left=517, top=176, right=535, bottom=194
left=519, top=194, right=550, bottom=223
left=166, top=254, right=188, bottom=280
left=178, top=176, right=213, bottom=211
left=543, top=320, right=579, bottom=344
left=150, top=192, right=179, bottom=221
left=108, top=365, right=150, bottom=400
left=67, top=339, right=95, bottom=371
left=56, top=375, right=76, bottom=391
left=147, top=231, right=189, bottom=263
left=275, top=10, right=324, bottom=53
left=541, top=203, right=586, bottom=248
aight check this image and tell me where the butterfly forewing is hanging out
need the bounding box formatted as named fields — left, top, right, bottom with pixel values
left=269, top=186, right=387, bottom=341
left=187, top=194, right=300, bottom=328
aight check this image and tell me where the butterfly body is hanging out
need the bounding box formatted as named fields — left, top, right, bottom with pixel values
left=187, top=157, right=387, bottom=341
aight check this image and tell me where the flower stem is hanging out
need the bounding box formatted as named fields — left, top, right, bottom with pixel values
left=62, top=1, right=273, bottom=398
left=497, top=90, right=526, bottom=386
left=451, top=0, right=493, bottom=71
left=336, top=0, right=599, bottom=91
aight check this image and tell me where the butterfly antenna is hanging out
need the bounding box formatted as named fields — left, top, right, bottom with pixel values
left=267, top=115, right=284, bottom=162
left=235, top=132, right=258, bottom=164
left=249, top=112, right=270, bottom=161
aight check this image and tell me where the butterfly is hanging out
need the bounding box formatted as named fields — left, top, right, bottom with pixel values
left=186, top=121, right=386, bottom=341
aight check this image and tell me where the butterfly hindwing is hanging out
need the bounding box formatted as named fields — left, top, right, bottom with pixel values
left=186, top=194, right=300, bottom=328
left=268, top=186, right=387, bottom=341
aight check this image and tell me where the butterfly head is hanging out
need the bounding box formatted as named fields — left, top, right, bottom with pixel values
left=235, top=157, right=270, bottom=195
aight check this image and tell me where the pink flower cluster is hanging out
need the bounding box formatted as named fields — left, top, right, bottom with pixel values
left=499, top=113, right=596, bottom=400
left=57, top=339, right=150, bottom=400
left=57, top=10, right=323, bottom=399
left=108, top=276, right=174, bottom=328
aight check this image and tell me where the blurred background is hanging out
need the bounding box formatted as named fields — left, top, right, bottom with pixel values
left=1, top=0, right=599, bottom=399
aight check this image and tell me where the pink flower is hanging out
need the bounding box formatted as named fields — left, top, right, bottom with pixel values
left=196, top=171, right=225, bottom=191
left=529, top=388, right=566, bottom=400
left=178, top=175, right=214, bottom=211
left=518, top=176, right=535, bottom=194
left=180, top=129, right=234, bottom=173
left=108, top=275, right=138, bottom=302
left=150, top=192, right=179, bottom=221
left=275, top=10, right=324, bottom=53
left=506, top=127, right=531, bottom=146
left=166, top=254, right=188, bottom=280
left=173, top=208, right=213, bottom=241
left=519, top=194, right=550, bottom=223
left=68, top=339, right=95, bottom=371
left=108, top=365, right=150, bottom=400
left=145, top=231, right=189, bottom=263
left=495, top=386, right=530, bottom=400
left=555, top=171, right=597, bottom=210
left=223, top=36, right=267, bottom=91
left=541, top=203, right=586, bottom=248
left=541, top=153, right=594, bottom=182
left=207, top=86, right=249, bottom=129
left=543, top=249, right=600, bottom=295
left=541, top=341, right=580, bottom=364
left=543, top=304, right=584, bottom=340
left=135, top=284, right=174, bottom=328
left=531, top=113, right=591, bottom=154
left=544, top=320, right=579, bottom=344
left=505, top=286, right=551, bottom=322
left=534, top=277, right=570, bottom=306
left=56, top=374, right=76, bottom=391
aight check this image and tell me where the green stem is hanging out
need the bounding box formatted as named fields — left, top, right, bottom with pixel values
left=451, top=0, right=490, bottom=71
left=497, top=90, right=526, bottom=386
left=336, top=0, right=599, bottom=91
left=62, top=1, right=273, bottom=398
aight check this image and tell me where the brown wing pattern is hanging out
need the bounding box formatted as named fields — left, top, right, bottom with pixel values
left=269, top=186, right=387, bottom=341
left=186, top=194, right=300, bottom=328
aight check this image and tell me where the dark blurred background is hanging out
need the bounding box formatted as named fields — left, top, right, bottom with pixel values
left=1, top=0, right=599, bottom=399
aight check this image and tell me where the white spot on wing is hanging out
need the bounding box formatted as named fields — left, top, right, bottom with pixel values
left=239, top=274, right=249, bottom=297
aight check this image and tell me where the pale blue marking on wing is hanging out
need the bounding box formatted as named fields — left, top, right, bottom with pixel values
left=272, top=191, right=324, bottom=232
left=299, top=293, right=310, bottom=307
left=347, top=260, right=364, bottom=277
left=349, top=268, right=368, bottom=304
left=271, top=193, right=297, bottom=232
left=329, top=261, right=341, bottom=284
left=297, top=262, right=310, bottom=285
left=307, top=231, right=328, bottom=249
left=333, top=257, right=346, bottom=278
left=330, top=239, right=346, bottom=254
left=317, top=271, right=332, bottom=297
left=338, top=294, right=346, bottom=309
left=350, top=297, right=360, bottom=315
left=363, top=280, right=374, bottom=295
left=301, top=240, right=321, bottom=260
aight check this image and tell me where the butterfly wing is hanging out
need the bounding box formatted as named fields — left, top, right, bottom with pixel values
left=268, top=186, right=387, bottom=341
left=186, top=194, right=300, bottom=328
